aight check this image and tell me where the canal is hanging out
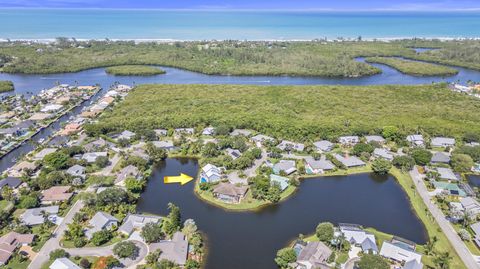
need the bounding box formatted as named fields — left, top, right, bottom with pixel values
left=136, top=158, right=428, bottom=269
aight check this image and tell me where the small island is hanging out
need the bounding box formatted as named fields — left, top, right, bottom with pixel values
left=105, top=65, right=166, bottom=76
left=0, top=80, right=14, bottom=93
left=365, top=57, right=459, bottom=77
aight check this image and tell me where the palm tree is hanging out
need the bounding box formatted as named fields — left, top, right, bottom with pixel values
left=433, top=251, right=451, bottom=269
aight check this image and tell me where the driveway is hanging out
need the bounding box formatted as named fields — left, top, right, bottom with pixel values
left=410, top=167, right=479, bottom=269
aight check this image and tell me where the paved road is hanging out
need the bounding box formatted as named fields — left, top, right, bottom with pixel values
left=28, top=200, right=85, bottom=269
left=93, top=153, right=121, bottom=176
left=410, top=167, right=479, bottom=269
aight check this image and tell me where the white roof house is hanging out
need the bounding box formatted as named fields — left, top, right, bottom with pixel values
left=117, top=130, right=136, bottom=140
left=202, top=127, right=215, bottom=136
left=333, top=154, right=366, bottom=168
left=152, top=141, right=176, bottom=150
left=150, top=232, right=188, bottom=265
left=66, top=165, right=86, bottom=178
left=313, top=140, right=334, bottom=152
left=85, top=211, right=119, bottom=239
left=431, top=137, right=455, bottom=147
left=339, top=224, right=378, bottom=253
left=273, top=160, right=297, bottom=175
left=32, top=148, right=57, bottom=161
left=118, top=214, right=162, bottom=236
left=373, top=148, right=394, bottom=161
left=380, top=241, right=422, bottom=264
left=407, top=135, right=424, bottom=147
left=460, top=197, right=480, bottom=217
left=21, top=206, right=59, bottom=226
left=436, top=167, right=459, bottom=181
left=251, top=134, right=275, bottom=146
left=277, top=140, right=305, bottom=152
left=82, top=152, right=107, bottom=163
left=338, top=136, right=360, bottom=146
left=200, top=164, right=222, bottom=183
left=40, top=104, right=63, bottom=113
left=365, top=135, right=386, bottom=144
left=50, top=258, right=81, bottom=269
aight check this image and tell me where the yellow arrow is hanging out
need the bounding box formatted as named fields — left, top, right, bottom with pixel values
left=164, top=173, right=194, bottom=185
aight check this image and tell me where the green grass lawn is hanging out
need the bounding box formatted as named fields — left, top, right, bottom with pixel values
left=105, top=65, right=165, bottom=76
left=61, top=235, right=122, bottom=248
left=89, top=84, right=480, bottom=141
left=365, top=57, right=458, bottom=76
left=0, top=80, right=14, bottom=92
left=391, top=168, right=466, bottom=269
left=0, top=200, right=13, bottom=211
left=4, top=259, right=30, bottom=269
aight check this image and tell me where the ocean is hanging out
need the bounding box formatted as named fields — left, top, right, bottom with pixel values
left=0, top=9, right=479, bottom=40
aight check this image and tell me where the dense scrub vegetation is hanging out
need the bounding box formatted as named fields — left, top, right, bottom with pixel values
left=105, top=65, right=165, bottom=76
left=0, top=80, right=14, bottom=92
left=365, top=57, right=458, bottom=76
left=87, top=83, right=480, bottom=141
left=2, top=39, right=478, bottom=77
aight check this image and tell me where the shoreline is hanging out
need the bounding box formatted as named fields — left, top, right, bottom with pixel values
left=2, top=37, right=480, bottom=44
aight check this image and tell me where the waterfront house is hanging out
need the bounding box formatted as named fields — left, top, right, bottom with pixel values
left=365, top=135, right=386, bottom=144
left=431, top=137, right=455, bottom=148
left=230, top=129, right=252, bottom=137
left=115, top=165, right=141, bottom=185
left=85, top=211, right=119, bottom=239
left=270, top=174, right=290, bottom=192
left=202, top=127, right=215, bottom=136
left=251, top=134, right=275, bottom=147
left=131, top=148, right=150, bottom=161
left=149, top=232, right=189, bottom=265
left=0, top=177, right=22, bottom=190
left=200, top=164, right=222, bottom=183
left=59, top=123, right=82, bottom=136
left=333, top=154, right=366, bottom=168
left=152, top=141, right=176, bottom=151
left=277, top=140, right=305, bottom=152
left=373, top=148, right=394, bottom=161
left=47, top=135, right=69, bottom=148
left=273, top=160, right=297, bottom=175
left=116, top=130, right=136, bottom=141
left=460, top=197, right=480, bottom=218
left=66, top=164, right=86, bottom=179
left=50, top=258, right=81, bottom=269
left=40, top=104, right=63, bottom=113
left=304, top=156, right=335, bottom=174
left=430, top=152, right=450, bottom=164
left=212, top=182, right=249, bottom=204
left=28, top=112, right=53, bottom=121
left=295, top=241, right=332, bottom=269
left=32, top=148, right=57, bottom=161
left=21, top=206, right=59, bottom=226
left=8, top=161, right=38, bottom=177
left=406, top=135, right=424, bottom=147
left=82, top=152, right=107, bottom=163
left=313, top=140, right=334, bottom=152
left=41, top=186, right=73, bottom=204
left=338, top=136, right=360, bottom=146
left=226, top=148, right=242, bottom=160
left=339, top=224, right=378, bottom=254
left=118, top=214, right=162, bottom=236
left=379, top=239, right=422, bottom=265
left=436, top=167, right=459, bottom=181
left=0, top=232, right=34, bottom=266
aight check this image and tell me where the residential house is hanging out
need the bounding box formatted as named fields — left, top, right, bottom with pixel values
left=230, top=129, right=252, bottom=137
left=380, top=239, right=422, bottom=266
left=174, top=128, right=194, bottom=136
left=338, top=136, right=359, bottom=146
left=32, top=148, right=57, bottom=161
left=50, top=258, right=81, bottom=269
left=226, top=148, right=242, bottom=160
left=471, top=222, right=480, bottom=247
left=200, top=164, right=222, bottom=183
left=66, top=165, right=86, bottom=179
left=59, top=123, right=82, bottom=136
left=430, top=152, right=450, bottom=164
left=407, top=135, right=424, bottom=147
left=251, top=134, right=275, bottom=147
left=460, top=197, right=480, bottom=218
left=277, top=140, right=305, bottom=152
left=40, top=104, right=63, bottom=113
left=304, top=156, right=335, bottom=174
left=154, top=129, right=168, bottom=137
left=212, top=183, right=249, bottom=204
left=85, top=211, right=119, bottom=239
left=0, top=177, right=22, bottom=189
left=436, top=167, right=459, bottom=181
left=41, top=186, right=73, bottom=204
left=373, top=148, right=394, bottom=161
left=270, top=174, right=290, bottom=191
left=131, top=148, right=150, bottom=161
left=339, top=224, right=378, bottom=254
left=149, top=232, right=189, bottom=265
left=273, top=160, right=297, bottom=175
left=21, top=206, right=59, bottom=226
left=116, top=130, right=136, bottom=141
left=333, top=154, right=366, bottom=168
left=0, top=232, right=34, bottom=265
left=82, top=152, right=107, bottom=163
left=295, top=241, right=332, bottom=269
left=116, top=165, right=141, bottom=184
left=83, top=138, right=107, bottom=152
left=28, top=112, right=52, bottom=121
left=8, top=161, right=38, bottom=177
left=432, top=182, right=466, bottom=197
left=313, top=140, right=334, bottom=152
left=365, top=135, right=386, bottom=144
left=431, top=137, right=455, bottom=148
left=202, top=127, right=215, bottom=136
left=47, top=135, right=69, bottom=148
left=118, top=214, right=162, bottom=236
left=152, top=141, right=176, bottom=151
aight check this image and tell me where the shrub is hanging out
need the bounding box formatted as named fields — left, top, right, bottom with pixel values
left=113, top=241, right=138, bottom=259
left=372, top=158, right=392, bottom=174
left=315, top=222, right=334, bottom=242
left=50, top=249, right=69, bottom=260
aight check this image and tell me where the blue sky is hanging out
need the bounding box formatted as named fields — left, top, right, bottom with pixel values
left=1, top=0, right=480, bottom=10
